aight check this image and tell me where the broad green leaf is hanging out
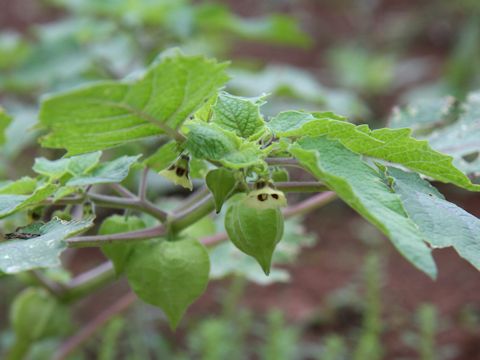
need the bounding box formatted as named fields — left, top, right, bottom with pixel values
left=10, top=288, right=71, bottom=341
left=126, top=237, right=210, bottom=329
left=271, top=110, right=480, bottom=191
left=0, top=217, right=93, bottom=273
left=388, top=96, right=457, bottom=131
left=290, top=137, right=437, bottom=278
left=0, top=177, right=37, bottom=195
left=0, top=107, right=12, bottom=145
left=99, top=215, right=147, bottom=275
left=425, top=92, right=480, bottom=174
left=211, top=92, right=265, bottom=138
left=33, top=152, right=102, bottom=179
left=143, top=141, right=179, bottom=172
left=228, top=65, right=368, bottom=118
left=196, top=5, right=311, bottom=47
left=39, top=52, right=229, bottom=154
left=206, top=168, right=237, bottom=213
left=224, top=194, right=284, bottom=275
left=0, top=183, right=57, bottom=218
left=66, top=155, right=140, bottom=186
left=388, top=167, right=480, bottom=270
left=186, top=123, right=263, bottom=169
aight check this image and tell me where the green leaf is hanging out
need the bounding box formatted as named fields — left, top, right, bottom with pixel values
left=206, top=168, right=237, bottom=213
left=211, top=92, right=265, bottom=138
left=10, top=288, right=71, bottom=341
left=196, top=5, right=311, bottom=47
left=0, top=177, right=37, bottom=195
left=425, top=92, right=480, bottom=174
left=0, top=107, right=12, bottom=145
left=33, top=151, right=102, bottom=179
left=39, top=52, right=229, bottom=154
left=224, top=194, right=284, bottom=275
left=388, top=167, right=480, bottom=270
left=270, top=110, right=480, bottom=191
left=0, top=217, right=93, bottom=273
left=126, top=237, right=210, bottom=329
left=99, top=215, right=147, bottom=275
left=143, top=141, right=179, bottom=172
left=290, top=137, right=437, bottom=278
left=186, top=122, right=263, bottom=169
left=388, top=96, right=457, bottom=131
left=66, top=155, right=140, bottom=186
left=0, top=183, right=57, bottom=219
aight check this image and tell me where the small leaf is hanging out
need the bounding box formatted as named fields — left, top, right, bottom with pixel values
left=211, top=91, right=265, bottom=138
left=67, top=155, right=140, bottom=186
left=186, top=122, right=263, bottom=169
left=0, top=183, right=57, bottom=219
left=290, top=137, right=437, bottom=278
left=143, top=141, right=179, bottom=172
left=388, top=167, right=480, bottom=270
left=40, top=52, right=229, bottom=154
left=0, top=107, right=12, bottom=145
left=270, top=111, right=480, bottom=191
left=0, top=177, right=37, bottom=195
left=0, top=217, right=93, bottom=273
left=224, top=194, right=284, bottom=275
left=99, top=215, right=147, bottom=275
left=205, top=168, right=237, bottom=212
left=33, top=151, right=102, bottom=179
left=126, top=238, right=210, bottom=329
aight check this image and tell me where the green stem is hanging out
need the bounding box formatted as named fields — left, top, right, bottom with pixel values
left=275, top=181, right=329, bottom=193
left=63, top=262, right=116, bottom=302
left=62, top=192, right=337, bottom=302
left=88, top=193, right=168, bottom=222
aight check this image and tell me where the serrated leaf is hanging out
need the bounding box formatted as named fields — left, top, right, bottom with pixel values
left=0, top=107, right=12, bottom=145
left=66, top=155, right=140, bottom=186
left=211, top=91, right=265, bottom=138
left=186, top=122, right=263, bottom=169
left=33, top=151, right=102, bottom=179
left=225, top=194, right=284, bottom=275
left=206, top=168, right=237, bottom=213
left=126, top=238, right=210, bottom=329
left=0, top=217, right=93, bottom=273
left=0, top=183, right=57, bottom=219
left=0, top=177, right=37, bottom=195
left=39, top=52, right=229, bottom=154
left=290, top=137, right=437, bottom=278
left=99, top=215, right=147, bottom=275
left=270, top=110, right=480, bottom=191
left=143, top=141, right=179, bottom=172
left=388, top=167, right=480, bottom=270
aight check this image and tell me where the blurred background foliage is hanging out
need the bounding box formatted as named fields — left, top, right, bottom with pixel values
left=1, top=0, right=480, bottom=359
